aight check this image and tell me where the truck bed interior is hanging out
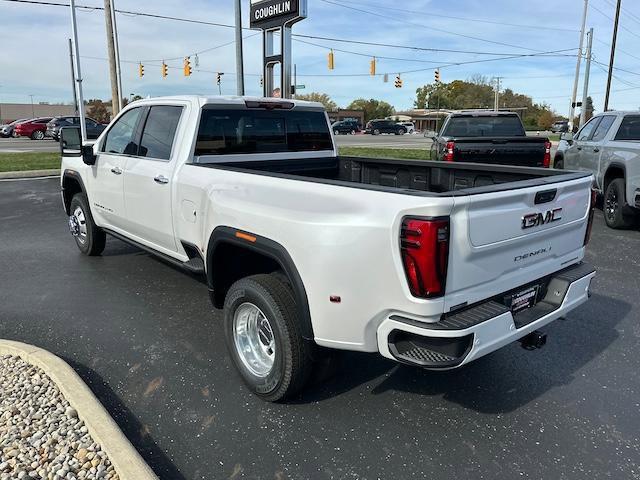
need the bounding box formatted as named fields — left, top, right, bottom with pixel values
left=203, top=156, right=578, bottom=195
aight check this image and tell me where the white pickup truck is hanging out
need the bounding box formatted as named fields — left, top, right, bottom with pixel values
left=60, top=96, right=596, bottom=401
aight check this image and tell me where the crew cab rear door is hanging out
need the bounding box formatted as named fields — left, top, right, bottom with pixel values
left=443, top=174, right=593, bottom=312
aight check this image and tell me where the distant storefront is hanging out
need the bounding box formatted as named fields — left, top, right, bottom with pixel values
left=327, top=109, right=365, bottom=126
left=0, top=103, right=76, bottom=124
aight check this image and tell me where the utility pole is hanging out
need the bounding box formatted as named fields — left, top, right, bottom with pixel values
left=69, top=0, right=87, bottom=142
left=68, top=39, right=79, bottom=115
left=580, top=28, right=594, bottom=127
left=103, top=0, right=120, bottom=118
left=293, top=64, right=297, bottom=99
left=604, top=0, right=622, bottom=111
left=234, top=0, right=245, bottom=96
left=109, top=0, right=123, bottom=111
left=29, top=94, right=35, bottom=117
left=569, top=0, right=589, bottom=132
left=494, top=77, right=502, bottom=111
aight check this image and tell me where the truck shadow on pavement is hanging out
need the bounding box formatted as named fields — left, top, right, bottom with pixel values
left=295, top=293, right=628, bottom=414
left=63, top=359, right=188, bottom=480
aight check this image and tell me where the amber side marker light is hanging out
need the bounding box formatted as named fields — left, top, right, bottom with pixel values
left=235, top=231, right=257, bottom=243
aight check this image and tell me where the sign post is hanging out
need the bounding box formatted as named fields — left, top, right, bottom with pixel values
left=250, top=0, right=307, bottom=99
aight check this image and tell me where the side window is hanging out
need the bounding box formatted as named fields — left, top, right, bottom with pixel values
left=576, top=117, right=601, bottom=141
left=138, top=106, right=183, bottom=160
left=102, top=107, right=142, bottom=155
left=591, top=115, right=616, bottom=142
left=614, top=115, right=640, bottom=141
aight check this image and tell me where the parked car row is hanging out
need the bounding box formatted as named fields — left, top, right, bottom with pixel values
left=0, top=116, right=106, bottom=140
left=555, top=110, right=640, bottom=229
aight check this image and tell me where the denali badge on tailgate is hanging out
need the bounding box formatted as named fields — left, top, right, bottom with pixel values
left=521, top=208, right=562, bottom=229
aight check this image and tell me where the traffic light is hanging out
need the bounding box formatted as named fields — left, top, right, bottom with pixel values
left=217, top=73, right=222, bottom=85
left=161, top=62, right=168, bottom=78
left=260, top=76, right=263, bottom=87
left=394, top=74, right=403, bottom=88
left=138, top=63, right=144, bottom=78
left=370, top=57, right=376, bottom=76
left=434, top=69, right=441, bottom=83
left=183, top=57, right=192, bottom=77
left=328, top=50, right=335, bottom=70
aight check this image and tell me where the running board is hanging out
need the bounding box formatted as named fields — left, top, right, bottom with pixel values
left=103, top=229, right=205, bottom=275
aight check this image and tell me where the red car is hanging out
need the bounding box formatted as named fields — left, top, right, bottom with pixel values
left=14, top=117, right=53, bottom=140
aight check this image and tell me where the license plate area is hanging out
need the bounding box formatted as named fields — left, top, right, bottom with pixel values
left=508, top=285, right=540, bottom=314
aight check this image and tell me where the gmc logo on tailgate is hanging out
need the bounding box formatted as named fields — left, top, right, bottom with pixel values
left=521, top=208, right=563, bottom=229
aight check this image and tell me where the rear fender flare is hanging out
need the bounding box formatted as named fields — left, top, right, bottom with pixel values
left=206, top=226, right=314, bottom=341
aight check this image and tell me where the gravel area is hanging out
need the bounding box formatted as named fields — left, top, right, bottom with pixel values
left=0, top=355, right=119, bottom=480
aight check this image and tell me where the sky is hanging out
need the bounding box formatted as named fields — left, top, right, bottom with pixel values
left=1, top=0, right=640, bottom=116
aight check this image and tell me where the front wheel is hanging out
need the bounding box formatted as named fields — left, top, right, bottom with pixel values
left=31, top=130, right=45, bottom=140
left=333, top=129, right=340, bottom=135
left=373, top=129, right=380, bottom=135
left=604, top=178, right=636, bottom=229
left=223, top=274, right=313, bottom=402
left=69, top=193, right=106, bottom=255
left=396, top=128, right=406, bottom=135
left=350, top=130, right=356, bottom=135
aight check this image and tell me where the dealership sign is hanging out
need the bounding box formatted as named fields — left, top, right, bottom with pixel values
left=250, top=0, right=307, bottom=29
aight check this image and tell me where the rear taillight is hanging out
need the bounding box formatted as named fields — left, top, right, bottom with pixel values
left=444, top=141, right=455, bottom=162
left=543, top=140, right=551, bottom=168
left=400, top=218, right=450, bottom=298
left=584, top=188, right=597, bottom=246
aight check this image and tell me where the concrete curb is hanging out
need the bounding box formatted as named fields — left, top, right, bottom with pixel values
left=0, top=169, right=60, bottom=179
left=0, top=340, right=158, bottom=480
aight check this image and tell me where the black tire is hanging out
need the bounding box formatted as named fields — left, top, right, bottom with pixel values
left=554, top=157, right=564, bottom=169
left=396, top=128, right=406, bottom=135
left=373, top=129, right=380, bottom=135
left=604, top=178, right=635, bottom=229
left=223, top=274, right=313, bottom=402
left=69, top=193, right=106, bottom=256
left=30, top=130, right=44, bottom=140
left=333, top=129, right=340, bottom=135
left=350, top=130, right=356, bottom=135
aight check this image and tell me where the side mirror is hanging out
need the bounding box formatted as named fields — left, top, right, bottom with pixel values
left=560, top=132, right=574, bottom=143
left=82, top=145, right=97, bottom=165
left=60, top=126, right=81, bottom=156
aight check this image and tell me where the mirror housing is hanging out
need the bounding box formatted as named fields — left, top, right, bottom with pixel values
left=561, top=132, right=574, bottom=143
left=82, top=145, right=97, bottom=165
left=59, top=126, right=82, bottom=157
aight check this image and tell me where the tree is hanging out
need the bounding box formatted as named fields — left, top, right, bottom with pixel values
left=584, top=96, right=594, bottom=121
left=122, top=95, right=143, bottom=107
left=295, top=92, right=337, bottom=111
left=85, top=99, right=110, bottom=123
left=346, top=98, right=395, bottom=122
left=414, top=78, right=558, bottom=129
left=537, top=110, right=555, bottom=130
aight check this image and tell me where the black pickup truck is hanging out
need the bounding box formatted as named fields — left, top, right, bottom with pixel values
left=429, top=111, right=551, bottom=167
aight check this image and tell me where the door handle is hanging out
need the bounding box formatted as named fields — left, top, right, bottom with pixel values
left=154, top=175, right=169, bottom=185
left=110, top=167, right=122, bottom=175
left=593, top=148, right=600, bottom=152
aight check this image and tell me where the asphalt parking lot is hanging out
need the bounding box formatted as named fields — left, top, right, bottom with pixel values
left=1, top=177, right=639, bottom=480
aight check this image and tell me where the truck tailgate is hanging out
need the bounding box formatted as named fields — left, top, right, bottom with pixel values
left=444, top=175, right=592, bottom=312
left=453, top=137, right=547, bottom=166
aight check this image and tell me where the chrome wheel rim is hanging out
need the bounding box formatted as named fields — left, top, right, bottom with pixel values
left=233, top=302, right=275, bottom=378
left=69, top=206, right=88, bottom=244
left=605, top=187, right=618, bottom=221
left=35, top=131, right=44, bottom=140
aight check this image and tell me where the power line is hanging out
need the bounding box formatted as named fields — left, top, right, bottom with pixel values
left=2, top=0, right=557, bottom=58
left=589, top=3, right=640, bottom=40
left=318, top=0, right=541, bottom=52
left=346, top=1, right=579, bottom=33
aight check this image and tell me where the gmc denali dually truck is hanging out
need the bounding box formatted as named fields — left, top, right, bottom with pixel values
left=59, top=96, right=596, bottom=402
